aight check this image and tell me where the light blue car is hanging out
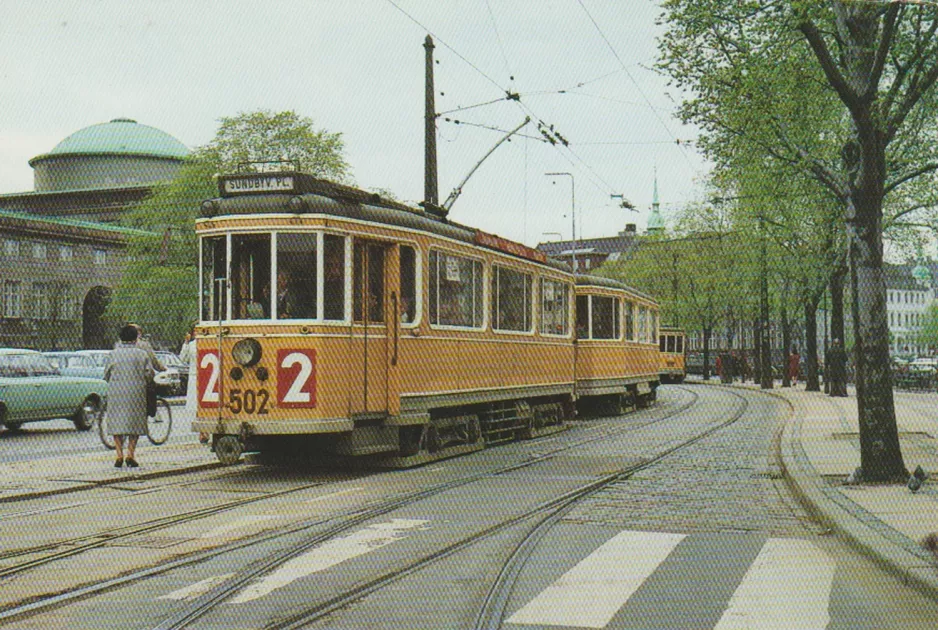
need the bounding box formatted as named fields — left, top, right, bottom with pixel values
left=0, top=349, right=107, bottom=432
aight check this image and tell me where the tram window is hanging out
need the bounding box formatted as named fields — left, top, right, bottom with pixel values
left=575, top=295, right=589, bottom=339
left=429, top=250, right=483, bottom=328
left=274, top=233, right=317, bottom=320
left=638, top=306, right=648, bottom=343
left=492, top=265, right=532, bottom=332
left=624, top=301, right=635, bottom=341
left=353, top=242, right=385, bottom=323
left=201, top=236, right=227, bottom=321
left=676, top=336, right=684, bottom=353
left=591, top=296, right=619, bottom=340
left=540, top=278, right=569, bottom=336
left=651, top=311, right=658, bottom=343
left=660, top=335, right=667, bottom=352
left=400, top=245, right=417, bottom=324
left=667, top=335, right=676, bottom=353
left=323, top=234, right=346, bottom=321
left=231, top=235, right=272, bottom=320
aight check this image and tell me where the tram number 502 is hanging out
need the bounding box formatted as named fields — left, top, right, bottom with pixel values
left=197, top=348, right=317, bottom=410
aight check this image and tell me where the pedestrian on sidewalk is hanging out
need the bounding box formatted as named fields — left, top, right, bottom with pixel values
left=179, top=323, right=208, bottom=444
left=827, top=338, right=848, bottom=397
left=104, top=324, right=153, bottom=468
left=788, top=347, right=801, bottom=387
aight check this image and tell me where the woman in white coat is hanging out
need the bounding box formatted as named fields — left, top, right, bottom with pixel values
left=179, top=324, right=207, bottom=443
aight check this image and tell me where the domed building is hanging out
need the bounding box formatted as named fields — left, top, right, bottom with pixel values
left=0, top=119, right=188, bottom=349
left=29, top=118, right=188, bottom=194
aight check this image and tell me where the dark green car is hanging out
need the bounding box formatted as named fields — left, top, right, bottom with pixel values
left=0, top=349, right=107, bottom=432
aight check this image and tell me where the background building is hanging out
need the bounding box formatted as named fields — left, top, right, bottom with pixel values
left=0, top=119, right=188, bottom=349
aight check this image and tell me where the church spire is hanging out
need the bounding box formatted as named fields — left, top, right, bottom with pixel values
left=646, top=166, right=665, bottom=235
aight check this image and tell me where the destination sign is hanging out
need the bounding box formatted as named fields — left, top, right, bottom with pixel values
left=224, top=175, right=296, bottom=194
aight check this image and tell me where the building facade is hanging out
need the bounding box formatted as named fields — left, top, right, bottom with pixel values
left=0, top=118, right=188, bottom=349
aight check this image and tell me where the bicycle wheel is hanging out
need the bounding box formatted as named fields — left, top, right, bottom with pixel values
left=147, top=397, right=172, bottom=445
left=98, top=403, right=116, bottom=450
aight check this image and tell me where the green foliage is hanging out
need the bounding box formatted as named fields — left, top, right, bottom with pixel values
left=107, top=110, right=350, bottom=347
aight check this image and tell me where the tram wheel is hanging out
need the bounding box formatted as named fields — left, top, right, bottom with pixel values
left=215, top=435, right=243, bottom=465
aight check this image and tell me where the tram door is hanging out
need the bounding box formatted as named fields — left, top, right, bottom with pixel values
left=349, top=240, right=400, bottom=417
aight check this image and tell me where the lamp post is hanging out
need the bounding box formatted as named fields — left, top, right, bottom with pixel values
left=545, top=172, right=576, bottom=271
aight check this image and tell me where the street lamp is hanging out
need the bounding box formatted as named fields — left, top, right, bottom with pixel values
left=545, top=172, right=576, bottom=271
left=542, top=232, right=563, bottom=241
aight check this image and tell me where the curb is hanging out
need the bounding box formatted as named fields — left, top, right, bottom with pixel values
left=0, top=449, right=225, bottom=504
left=777, top=394, right=938, bottom=600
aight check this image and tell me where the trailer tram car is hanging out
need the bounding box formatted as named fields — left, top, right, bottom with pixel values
left=192, top=170, right=660, bottom=466
left=658, top=326, right=686, bottom=384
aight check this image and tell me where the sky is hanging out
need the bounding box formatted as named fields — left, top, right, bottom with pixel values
left=0, top=0, right=709, bottom=248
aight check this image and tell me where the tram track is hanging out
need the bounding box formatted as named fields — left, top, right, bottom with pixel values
left=0, top=480, right=333, bottom=578
left=256, top=387, right=749, bottom=630
left=0, top=386, right=703, bottom=626
left=159, top=386, right=748, bottom=630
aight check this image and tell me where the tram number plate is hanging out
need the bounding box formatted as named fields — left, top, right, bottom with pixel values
left=228, top=389, right=270, bottom=415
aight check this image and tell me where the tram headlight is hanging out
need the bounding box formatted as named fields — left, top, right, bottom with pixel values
left=231, top=338, right=262, bottom=367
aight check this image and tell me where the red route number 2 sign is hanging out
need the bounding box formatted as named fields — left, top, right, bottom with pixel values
left=276, top=349, right=317, bottom=408
left=197, top=348, right=316, bottom=410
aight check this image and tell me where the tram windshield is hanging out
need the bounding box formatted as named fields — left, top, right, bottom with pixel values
left=200, top=232, right=348, bottom=322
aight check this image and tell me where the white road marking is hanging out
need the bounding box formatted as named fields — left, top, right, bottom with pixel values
left=200, top=515, right=278, bottom=539
left=507, top=529, right=686, bottom=628
left=304, top=487, right=362, bottom=504
left=158, top=573, right=235, bottom=600
left=229, top=518, right=430, bottom=604
left=714, top=538, right=834, bottom=630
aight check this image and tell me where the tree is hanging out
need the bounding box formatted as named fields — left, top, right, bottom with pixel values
left=659, top=1, right=938, bottom=481
left=108, top=110, right=350, bottom=347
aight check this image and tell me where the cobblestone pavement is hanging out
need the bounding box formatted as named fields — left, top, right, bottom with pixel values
left=566, top=386, right=823, bottom=538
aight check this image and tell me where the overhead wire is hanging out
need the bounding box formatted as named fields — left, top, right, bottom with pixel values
left=382, top=0, right=506, bottom=93
left=383, top=0, right=681, bottom=206
left=573, top=0, right=697, bottom=168
left=483, top=0, right=514, bottom=83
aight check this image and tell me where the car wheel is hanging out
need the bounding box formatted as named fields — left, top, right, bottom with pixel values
left=4, top=421, right=23, bottom=432
left=73, top=396, right=100, bottom=431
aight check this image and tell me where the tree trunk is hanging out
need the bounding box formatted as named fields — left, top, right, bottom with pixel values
left=804, top=299, right=820, bottom=391
left=702, top=326, right=712, bottom=380
left=830, top=267, right=846, bottom=350
left=847, top=127, right=907, bottom=482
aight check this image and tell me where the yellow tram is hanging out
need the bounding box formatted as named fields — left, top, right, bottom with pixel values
left=192, top=171, right=659, bottom=465
left=658, top=326, right=687, bottom=383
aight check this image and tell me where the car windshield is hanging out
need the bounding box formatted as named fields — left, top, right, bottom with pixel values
left=0, top=354, right=58, bottom=377
left=156, top=352, right=184, bottom=368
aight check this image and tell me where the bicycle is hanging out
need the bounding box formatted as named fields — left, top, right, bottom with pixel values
left=97, top=395, right=173, bottom=449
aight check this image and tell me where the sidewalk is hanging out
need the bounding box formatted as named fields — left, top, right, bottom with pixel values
left=0, top=441, right=221, bottom=503
left=699, top=376, right=938, bottom=598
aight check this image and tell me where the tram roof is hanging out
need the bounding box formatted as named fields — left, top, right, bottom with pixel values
left=200, top=171, right=570, bottom=272
left=574, top=273, right=657, bottom=303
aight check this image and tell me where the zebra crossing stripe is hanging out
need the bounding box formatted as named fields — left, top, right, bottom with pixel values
left=229, top=518, right=430, bottom=604
left=507, top=529, right=686, bottom=628
left=713, top=537, right=834, bottom=630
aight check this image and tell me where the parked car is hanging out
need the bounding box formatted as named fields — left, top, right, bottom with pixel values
left=154, top=351, right=187, bottom=396
left=909, top=357, right=938, bottom=373
left=44, top=351, right=106, bottom=379
left=0, top=349, right=106, bottom=432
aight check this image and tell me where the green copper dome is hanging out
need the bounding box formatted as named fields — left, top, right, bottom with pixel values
left=35, top=118, right=188, bottom=161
